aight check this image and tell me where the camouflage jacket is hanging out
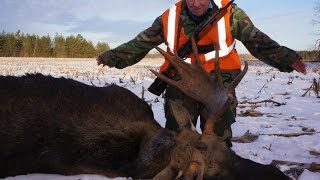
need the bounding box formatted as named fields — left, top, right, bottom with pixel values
left=100, top=2, right=301, bottom=72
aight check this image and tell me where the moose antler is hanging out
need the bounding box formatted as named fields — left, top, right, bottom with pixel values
left=151, top=36, right=248, bottom=135
left=151, top=36, right=248, bottom=179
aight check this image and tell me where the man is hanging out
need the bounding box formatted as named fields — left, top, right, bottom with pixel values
left=96, top=0, right=306, bottom=147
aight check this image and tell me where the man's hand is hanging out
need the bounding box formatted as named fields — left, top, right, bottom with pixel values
left=96, top=56, right=105, bottom=66
left=291, top=59, right=307, bottom=74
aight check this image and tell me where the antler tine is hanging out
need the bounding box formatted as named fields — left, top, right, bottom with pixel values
left=190, top=36, right=202, bottom=68
left=228, top=61, right=248, bottom=90
left=155, top=46, right=173, bottom=61
left=155, top=47, right=186, bottom=71
left=213, top=43, right=224, bottom=87
left=150, top=69, right=183, bottom=90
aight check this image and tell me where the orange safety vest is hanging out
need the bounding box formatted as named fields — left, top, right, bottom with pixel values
left=160, top=0, right=241, bottom=73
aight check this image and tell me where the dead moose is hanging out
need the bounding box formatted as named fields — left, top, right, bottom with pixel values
left=0, top=37, right=290, bottom=180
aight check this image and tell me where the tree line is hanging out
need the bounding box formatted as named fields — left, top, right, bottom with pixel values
left=297, top=50, right=320, bottom=61
left=0, top=30, right=110, bottom=58
left=0, top=30, right=319, bottom=61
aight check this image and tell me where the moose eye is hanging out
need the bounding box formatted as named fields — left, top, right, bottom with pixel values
left=193, top=141, right=208, bottom=151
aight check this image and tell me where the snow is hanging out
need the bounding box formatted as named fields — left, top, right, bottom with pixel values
left=0, top=57, right=319, bottom=180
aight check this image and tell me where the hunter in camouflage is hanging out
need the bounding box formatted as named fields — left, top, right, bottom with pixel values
left=96, top=0, right=306, bottom=147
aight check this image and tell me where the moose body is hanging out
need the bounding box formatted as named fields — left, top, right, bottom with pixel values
left=0, top=39, right=290, bottom=179
left=0, top=74, right=177, bottom=178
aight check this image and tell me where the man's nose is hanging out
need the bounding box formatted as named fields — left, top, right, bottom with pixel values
left=193, top=0, right=201, bottom=6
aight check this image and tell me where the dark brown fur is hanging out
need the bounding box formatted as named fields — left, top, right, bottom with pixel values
left=0, top=74, right=173, bottom=178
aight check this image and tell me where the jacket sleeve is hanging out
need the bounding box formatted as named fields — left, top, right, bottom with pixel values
left=100, top=16, right=165, bottom=69
left=230, top=4, right=301, bottom=72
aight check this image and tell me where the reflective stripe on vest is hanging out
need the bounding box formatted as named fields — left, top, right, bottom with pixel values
left=167, top=5, right=176, bottom=53
left=166, top=0, right=235, bottom=60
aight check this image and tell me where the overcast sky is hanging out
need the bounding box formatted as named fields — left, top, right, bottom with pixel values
left=0, top=0, right=317, bottom=54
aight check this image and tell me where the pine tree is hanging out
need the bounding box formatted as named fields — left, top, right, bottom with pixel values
left=0, top=31, right=5, bottom=56
left=83, top=40, right=96, bottom=58
left=14, top=30, right=23, bottom=57
left=3, top=33, right=16, bottom=57
left=96, top=42, right=110, bottom=55
left=34, top=35, right=51, bottom=57
left=65, top=35, right=77, bottom=58
left=53, top=33, right=66, bottom=58
left=22, top=34, right=35, bottom=57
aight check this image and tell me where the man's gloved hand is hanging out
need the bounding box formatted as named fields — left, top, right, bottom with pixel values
left=291, top=58, right=307, bottom=74
left=96, top=56, right=105, bottom=66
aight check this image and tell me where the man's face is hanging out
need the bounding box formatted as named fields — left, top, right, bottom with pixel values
left=185, top=0, right=210, bottom=16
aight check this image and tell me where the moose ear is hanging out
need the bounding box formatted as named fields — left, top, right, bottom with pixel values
left=168, top=100, right=196, bottom=131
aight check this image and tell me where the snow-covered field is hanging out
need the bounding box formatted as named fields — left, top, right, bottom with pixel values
left=0, top=57, right=319, bottom=180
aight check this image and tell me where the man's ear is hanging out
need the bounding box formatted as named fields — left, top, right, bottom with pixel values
left=168, top=100, right=196, bottom=131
